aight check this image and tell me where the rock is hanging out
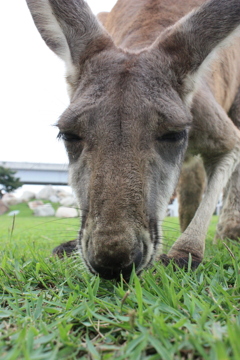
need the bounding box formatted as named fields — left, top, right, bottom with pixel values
left=55, top=189, right=70, bottom=199
left=28, top=200, right=44, bottom=210
left=0, top=199, right=9, bottom=215
left=2, top=193, right=19, bottom=206
left=49, top=195, right=60, bottom=203
left=37, top=186, right=56, bottom=200
left=33, top=203, right=55, bottom=217
left=20, top=191, right=35, bottom=203
left=60, top=196, right=78, bottom=207
left=8, top=210, right=20, bottom=216
left=55, top=206, right=79, bottom=218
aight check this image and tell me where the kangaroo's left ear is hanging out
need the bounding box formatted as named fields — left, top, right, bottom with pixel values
left=152, top=0, right=240, bottom=105
left=26, top=0, right=114, bottom=93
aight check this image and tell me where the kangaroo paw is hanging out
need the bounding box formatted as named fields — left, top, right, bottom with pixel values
left=159, top=252, right=202, bottom=270
left=216, top=224, right=240, bottom=241
left=52, top=239, right=78, bottom=257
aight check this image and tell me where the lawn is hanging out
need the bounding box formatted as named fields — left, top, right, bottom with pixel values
left=0, top=203, right=240, bottom=360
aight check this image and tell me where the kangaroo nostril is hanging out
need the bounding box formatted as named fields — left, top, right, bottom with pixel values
left=88, top=249, right=143, bottom=280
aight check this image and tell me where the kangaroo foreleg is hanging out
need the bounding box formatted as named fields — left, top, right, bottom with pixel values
left=214, top=90, right=240, bottom=242
left=161, top=145, right=240, bottom=268
left=214, top=162, right=240, bottom=242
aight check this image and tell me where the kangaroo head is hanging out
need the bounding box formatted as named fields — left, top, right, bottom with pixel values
left=26, top=0, right=240, bottom=279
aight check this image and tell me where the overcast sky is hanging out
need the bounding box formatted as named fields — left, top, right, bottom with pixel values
left=1, top=0, right=117, bottom=165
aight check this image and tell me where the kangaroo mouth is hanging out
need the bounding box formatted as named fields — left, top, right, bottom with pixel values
left=79, top=221, right=158, bottom=280
left=87, top=249, right=143, bottom=280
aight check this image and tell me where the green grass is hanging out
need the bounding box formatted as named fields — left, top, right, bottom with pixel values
left=0, top=204, right=240, bottom=359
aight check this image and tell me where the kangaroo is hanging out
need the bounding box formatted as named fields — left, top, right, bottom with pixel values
left=26, top=0, right=240, bottom=279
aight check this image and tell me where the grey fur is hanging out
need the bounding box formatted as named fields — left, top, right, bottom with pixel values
left=26, top=0, right=240, bottom=279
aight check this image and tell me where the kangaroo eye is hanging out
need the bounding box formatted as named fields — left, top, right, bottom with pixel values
left=57, top=132, right=82, bottom=143
left=157, top=130, right=187, bottom=143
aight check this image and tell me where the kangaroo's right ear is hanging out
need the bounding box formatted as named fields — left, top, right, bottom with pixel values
left=26, top=0, right=114, bottom=92
left=152, top=0, right=240, bottom=106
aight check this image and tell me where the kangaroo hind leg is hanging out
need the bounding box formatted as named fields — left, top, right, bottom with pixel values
left=177, top=155, right=206, bottom=233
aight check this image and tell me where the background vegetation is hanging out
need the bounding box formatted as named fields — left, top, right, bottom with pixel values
left=0, top=203, right=239, bottom=359
left=0, top=166, right=22, bottom=198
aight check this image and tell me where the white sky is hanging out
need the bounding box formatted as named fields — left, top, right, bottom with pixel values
left=1, top=0, right=117, bottom=165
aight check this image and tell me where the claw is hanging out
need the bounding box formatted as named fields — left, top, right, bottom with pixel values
left=159, top=253, right=202, bottom=270
left=52, top=239, right=78, bottom=257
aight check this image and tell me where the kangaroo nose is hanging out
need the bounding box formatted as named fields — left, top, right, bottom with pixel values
left=88, top=249, right=143, bottom=280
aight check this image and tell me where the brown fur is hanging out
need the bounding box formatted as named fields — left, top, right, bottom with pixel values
left=26, top=0, right=240, bottom=279
left=99, top=0, right=204, bottom=49
left=177, top=155, right=206, bottom=233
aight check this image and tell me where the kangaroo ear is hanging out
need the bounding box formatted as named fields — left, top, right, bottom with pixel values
left=154, top=0, right=240, bottom=104
left=26, top=0, right=114, bottom=91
